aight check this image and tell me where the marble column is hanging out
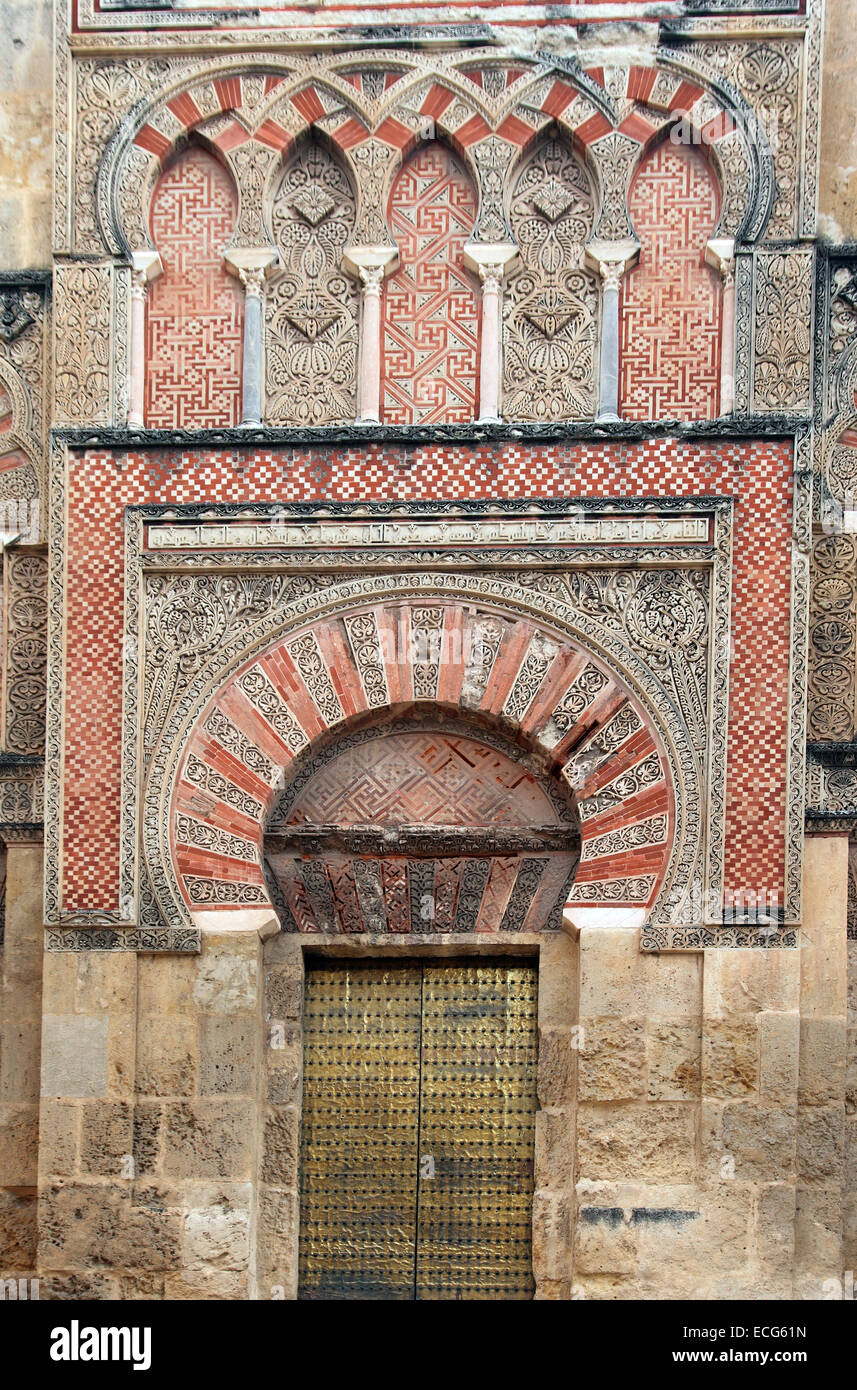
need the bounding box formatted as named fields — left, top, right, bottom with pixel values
left=126, top=251, right=161, bottom=429
left=225, top=248, right=277, bottom=428
left=585, top=238, right=638, bottom=423
left=596, top=259, right=624, bottom=423
left=238, top=268, right=265, bottom=428
left=463, top=242, right=518, bottom=424
left=357, top=264, right=384, bottom=424
left=344, top=246, right=398, bottom=425
left=706, top=238, right=736, bottom=416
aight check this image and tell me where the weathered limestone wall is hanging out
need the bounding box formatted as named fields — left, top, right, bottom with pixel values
left=26, top=877, right=854, bottom=1299
left=571, top=931, right=801, bottom=1299
left=36, top=930, right=264, bottom=1299
left=796, top=835, right=849, bottom=1298
left=570, top=867, right=850, bottom=1301
left=848, top=928, right=857, bottom=1281
left=819, top=0, right=857, bottom=242
left=0, top=0, right=52, bottom=268
left=0, top=841, right=43, bottom=1279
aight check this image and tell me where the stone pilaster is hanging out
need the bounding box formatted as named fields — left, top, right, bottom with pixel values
left=706, top=238, right=736, bottom=417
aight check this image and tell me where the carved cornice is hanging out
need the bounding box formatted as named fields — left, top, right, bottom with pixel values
left=53, top=416, right=810, bottom=450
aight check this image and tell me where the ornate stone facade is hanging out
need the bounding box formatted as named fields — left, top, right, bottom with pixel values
left=1, top=0, right=855, bottom=1310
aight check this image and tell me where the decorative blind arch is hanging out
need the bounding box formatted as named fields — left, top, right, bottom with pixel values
left=146, top=146, right=243, bottom=428
left=619, top=140, right=721, bottom=420
left=503, top=137, right=599, bottom=421
left=382, top=144, right=479, bottom=424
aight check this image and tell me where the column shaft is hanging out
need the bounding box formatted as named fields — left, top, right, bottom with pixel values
left=240, top=269, right=264, bottom=427
left=358, top=267, right=383, bottom=424
left=127, top=273, right=147, bottom=428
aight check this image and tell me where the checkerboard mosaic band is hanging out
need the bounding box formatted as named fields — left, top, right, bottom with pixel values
left=61, top=437, right=792, bottom=913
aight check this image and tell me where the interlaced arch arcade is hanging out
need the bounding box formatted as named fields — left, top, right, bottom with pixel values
left=5, top=0, right=857, bottom=1306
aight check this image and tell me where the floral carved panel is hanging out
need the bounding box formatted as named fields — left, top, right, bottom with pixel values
left=2, top=549, right=48, bottom=756
left=808, top=532, right=857, bottom=741
left=265, top=144, right=359, bottom=426
left=502, top=139, right=598, bottom=422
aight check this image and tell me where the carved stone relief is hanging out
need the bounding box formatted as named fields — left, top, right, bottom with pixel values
left=808, top=532, right=857, bottom=741
left=53, top=263, right=112, bottom=425
left=0, top=281, right=48, bottom=533
left=753, top=249, right=813, bottom=412
left=1, top=550, right=48, bottom=756
left=503, top=140, right=598, bottom=421
left=265, top=145, right=359, bottom=426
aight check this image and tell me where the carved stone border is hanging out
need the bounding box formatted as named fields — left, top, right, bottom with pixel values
left=109, top=496, right=730, bottom=952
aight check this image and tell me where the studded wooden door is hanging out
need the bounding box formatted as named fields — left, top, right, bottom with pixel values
left=298, top=958, right=538, bottom=1300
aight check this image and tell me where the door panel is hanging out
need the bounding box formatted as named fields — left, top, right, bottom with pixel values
left=298, top=958, right=538, bottom=1300
left=298, top=962, right=423, bottom=1299
left=415, top=962, right=538, bottom=1300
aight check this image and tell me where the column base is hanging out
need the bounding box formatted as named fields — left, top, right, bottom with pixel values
left=595, top=412, right=621, bottom=423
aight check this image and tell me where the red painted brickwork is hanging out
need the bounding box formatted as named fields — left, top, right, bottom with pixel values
left=146, top=147, right=243, bottom=428
left=61, top=437, right=792, bottom=913
left=620, top=141, right=721, bottom=420
left=383, top=144, right=479, bottom=424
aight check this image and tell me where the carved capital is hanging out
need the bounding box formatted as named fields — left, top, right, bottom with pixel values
left=224, top=246, right=278, bottom=282
left=130, top=249, right=163, bottom=288
left=463, top=241, right=519, bottom=286
left=130, top=268, right=148, bottom=303
left=239, top=266, right=266, bottom=299
left=358, top=264, right=385, bottom=298
left=705, top=237, right=736, bottom=287
left=584, top=237, right=639, bottom=290
left=478, top=263, right=504, bottom=295
left=599, top=260, right=625, bottom=293
left=343, top=243, right=398, bottom=282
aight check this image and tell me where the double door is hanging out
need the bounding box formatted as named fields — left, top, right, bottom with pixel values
left=298, top=958, right=538, bottom=1300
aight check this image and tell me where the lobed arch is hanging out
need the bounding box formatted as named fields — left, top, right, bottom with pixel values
left=100, top=54, right=766, bottom=269
left=142, top=583, right=698, bottom=942
left=0, top=354, right=39, bottom=464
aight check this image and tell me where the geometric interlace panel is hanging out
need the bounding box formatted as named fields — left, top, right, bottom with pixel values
left=383, top=144, right=479, bottom=424
left=620, top=141, right=721, bottom=421
left=146, top=147, right=243, bottom=428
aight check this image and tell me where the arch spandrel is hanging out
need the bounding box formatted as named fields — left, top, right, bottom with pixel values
left=144, top=590, right=685, bottom=940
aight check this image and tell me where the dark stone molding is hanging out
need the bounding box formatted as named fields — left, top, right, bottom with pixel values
left=54, top=415, right=809, bottom=451
left=807, top=742, right=857, bottom=765
left=0, top=271, right=51, bottom=287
